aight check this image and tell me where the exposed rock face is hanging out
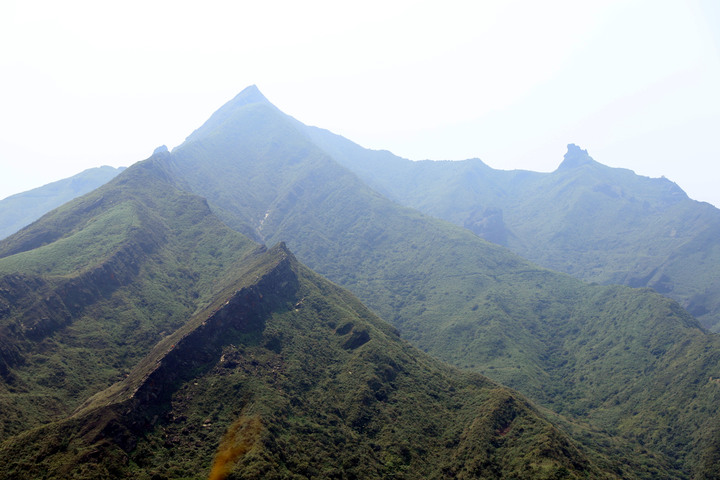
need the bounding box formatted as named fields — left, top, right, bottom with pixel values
left=0, top=247, right=298, bottom=476
left=557, top=143, right=595, bottom=170
left=117, top=248, right=297, bottom=411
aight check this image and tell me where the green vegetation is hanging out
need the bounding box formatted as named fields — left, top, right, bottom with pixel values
left=155, top=87, right=720, bottom=477
left=0, top=155, right=259, bottom=440
left=3, top=85, right=720, bottom=478
left=307, top=133, right=720, bottom=332
left=0, top=165, right=123, bottom=241
left=0, top=245, right=637, bottom=479
left=0, top=202, right=140, bottom=275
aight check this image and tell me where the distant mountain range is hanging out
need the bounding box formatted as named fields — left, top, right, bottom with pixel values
left=0, top=165, right=124, bottom=240
left=300, top=125, right=720, bottom=332
left=2, top=85, right=720, bottom=478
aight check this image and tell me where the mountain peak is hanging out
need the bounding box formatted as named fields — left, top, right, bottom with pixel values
left=180, top=85, right=275, bottom=146
left=557, top=144, right=595, bottom=170
left=227, top=84, right=270, bottom=107
left=152, top=145, right=169, bottom=155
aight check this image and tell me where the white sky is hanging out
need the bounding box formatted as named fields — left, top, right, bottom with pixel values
left=1, top=0, right=719, bottom=206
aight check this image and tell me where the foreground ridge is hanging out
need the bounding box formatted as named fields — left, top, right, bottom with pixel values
left=0, top=244, right=624, bottom=479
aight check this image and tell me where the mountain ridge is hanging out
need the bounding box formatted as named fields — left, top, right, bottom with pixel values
left=2, top=86, right=720, bottom=477
left=0, top=153, right=264, bottom=441
left=148, top=86, right=720, bottom=476
left=0, top=165, right=125, bottom=241
left=300, top=124, right=720, bottom=330
left=180, top=84, right=274, bottom=148
left=0, top=180, right=632, bottom=478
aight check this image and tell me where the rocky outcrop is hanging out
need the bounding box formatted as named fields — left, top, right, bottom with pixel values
left=556, top=144, right=595, bottom=170
left=74, top=245, right=295, bottom=420
left=128, top=248, right=296, bottom=410
left=0, top=247, right=298, bottom=478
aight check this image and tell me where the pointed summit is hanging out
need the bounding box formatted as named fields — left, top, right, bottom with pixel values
left=557, top=143, right=596, bottom=170
left=152, top=144, right=169, bottom=155
left=227, top=84, right=271, bottom=107
left=180, top=85, right=275, bottom=146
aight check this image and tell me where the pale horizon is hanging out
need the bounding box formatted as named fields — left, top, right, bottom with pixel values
left=1, top=0, right=718, bottom=206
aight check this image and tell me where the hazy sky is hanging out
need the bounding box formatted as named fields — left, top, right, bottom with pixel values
left=2, top=0, right=719, bottom=206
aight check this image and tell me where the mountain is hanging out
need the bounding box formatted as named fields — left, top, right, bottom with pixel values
left=0, top=165, right=125, bottom=240
left=0, top=156, right=260, bottom=440
left=146, top=85, right=720, bottom=477
left=0, top=153, right=632, bottom=478
left=0, top=243, right=626, bottom=479
left=299, top=128, right=720, bottom=332
left=3, top=85, right=720, bottom=477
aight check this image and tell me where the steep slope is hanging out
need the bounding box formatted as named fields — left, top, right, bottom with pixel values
left=0, top=153, right=260, bottom=439
left=0, top=245, right=637, bottom=479
left=303, top=128, right=720, bottom=332
left=157, top=86, right=720, bottom=477
left=0, top=136, right=643, bottom=478
left=0, top=165, right=125, bottom=240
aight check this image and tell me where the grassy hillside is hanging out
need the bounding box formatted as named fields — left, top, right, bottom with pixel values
left=0, top=156, right=641, bottom=477
left=4, top=85, right=720, bottom=477
left=157, top=86, right=720, bottom=477
left=0, top=165, right=124, bottom=241
left=0, top=154, right=260, bottom=440
left=0, top=245, right=643, bottom=479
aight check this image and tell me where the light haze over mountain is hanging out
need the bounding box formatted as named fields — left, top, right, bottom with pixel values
left=3, top=84, right=720, bottom=478
left=0, top=166, right=124, bottom=240
left=1, top=0, right=718, bottom=206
